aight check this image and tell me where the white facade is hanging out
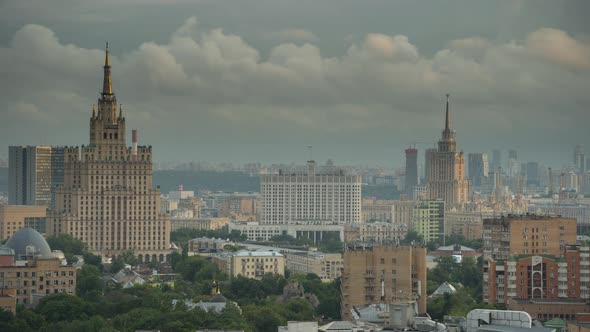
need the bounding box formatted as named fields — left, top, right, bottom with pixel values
left=260, top=161, right=362, bottom=225
left=229, top=222, right=345, bottom=242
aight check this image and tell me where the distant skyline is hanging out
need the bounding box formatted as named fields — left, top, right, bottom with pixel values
left=1, top=0, right=589, bottom=168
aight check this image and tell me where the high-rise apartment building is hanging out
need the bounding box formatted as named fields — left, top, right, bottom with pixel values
left=508, top=150, right=517, bottom=161
left=340, top=245, right=427, bottom=320
left=404, top=148, right=418, bottom=197
left=259, top=160, right=361, bottom=225
left=412, top=200, right=445, bottom=243
left=482, top=214, right=577, bottom=305
left=468, top=153, right=489, bottom=188
left=426, top=95, right=468, bottom=208
left=47, top=45, right=170, bottom=262
left=491, top=149, right=501, bottom=172
left=525, top=162, right=540, bottom=187
left=575, top=145, right=586, bottom=173
left=9, top=146, right=64, bottom=208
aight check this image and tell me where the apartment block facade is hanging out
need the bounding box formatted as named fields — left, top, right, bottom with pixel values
left=412, top=200, right=445, bottom=243
left=482, top=214, right=577, bottom=305
left=340, top=245, right=426, bottom=320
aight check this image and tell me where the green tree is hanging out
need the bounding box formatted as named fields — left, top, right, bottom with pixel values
left=46, top=234, right=86, bottom=255
left=83, top=253, right=103, bottom=272
left=110, top=258, right=125, bottom=274
left=77, top=265, right=103, bottom=299
left=243, top=305, right=284, bottom=332
left=36, top=293, right=91, bottom=322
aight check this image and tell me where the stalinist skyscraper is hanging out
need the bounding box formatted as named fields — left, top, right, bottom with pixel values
left=426, top=95, right=468, bottom=209
left=48, top=45, right=171, bottom=262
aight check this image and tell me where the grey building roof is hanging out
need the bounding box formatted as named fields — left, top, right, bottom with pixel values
left=5, top=228, right=52, bottom=257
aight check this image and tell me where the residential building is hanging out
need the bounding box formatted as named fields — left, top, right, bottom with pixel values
left=284, top=252, right=342, bottom=281
left=359, top=221, right=406, bottom=243
left=340, top=245, right=427, bottom=320
left=170, top=217, right=230, bottom=232
left=426, top=95, right=469, bottom=208
left=0, top=205, right=47, bottom=240
left=260, top=160, right=361, bottom=225
left=0, top=287, right=16, bottom=314
left=528, top=204, right=590, bottom=233
left=9, top=145, right=64, bottom=208
left=405, top=148, right=418, bottom=197
left=526, top=162, right=540, bottom=187
left=212, top=250, right=285, bottom=279
left=0, top=228, right=76, bottom=307
left=575, top=145, right=586, bottom=173
left=188, top=237, right=236, bottom=254
left=47, top=45, right=170, bottom=262
left=362, top=199, right=394, bottom=223
left=413, top=200, right=445, bottom=243
left=445, top=211, right=483, bottom=240
left=482, top=214, right=577, bottom=305
left=393, top=200, right=414, bottom=228
left=491, top=149, right=501, bottom=172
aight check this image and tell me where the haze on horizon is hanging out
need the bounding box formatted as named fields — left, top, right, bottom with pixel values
left=0, top=0, right=589, bottom=168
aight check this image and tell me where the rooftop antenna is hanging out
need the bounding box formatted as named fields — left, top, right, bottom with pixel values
left=308, top=145, right=313, bottom=161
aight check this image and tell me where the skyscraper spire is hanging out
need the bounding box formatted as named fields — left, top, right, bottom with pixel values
left=102, top=42, right=113, bottom=95
left=445, top=93, right=450, bottom=131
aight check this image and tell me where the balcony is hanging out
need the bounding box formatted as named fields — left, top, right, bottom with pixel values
left=558, top=277, right=568, bottom=282
left=581, top=277, right=590, bottom=282
left=581, top=253, right=590, bottom=258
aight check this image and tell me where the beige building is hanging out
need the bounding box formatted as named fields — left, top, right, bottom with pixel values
left=0, top=287, right=17, bottom=314
left=0, top=205, right=47, bottom=240
left=188, top=237, right=236, bottom=254
left=170, top=218, right=230, bottom=232
left=0, top=228, right=77, bottom=307
left=362, top=199, right=394, bottom=223
left=413, top=200, right=445, bottom=243
left=445, top=211, right=483, bottom=240
left=426, top=95, right=468, bottom=209
left=340, top=245, right=427, bottom=320
left=359, top=221, right=406, bottom=243
left=393, top=200, right=414, bottom=227
left=47, top=45, right=170, bottom=262
left=212, top=250, right=285, bottom=279
left=284, top=252, right=342, bottom=281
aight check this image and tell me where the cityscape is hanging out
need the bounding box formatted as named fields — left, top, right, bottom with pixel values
left=0, top=1, right=590, bottom=332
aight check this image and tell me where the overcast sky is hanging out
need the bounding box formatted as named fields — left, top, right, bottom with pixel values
left=0, top=0, right=589, bottom=167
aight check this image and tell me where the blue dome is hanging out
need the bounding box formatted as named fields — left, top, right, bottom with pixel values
left=5, top=228, right=52, bottom=257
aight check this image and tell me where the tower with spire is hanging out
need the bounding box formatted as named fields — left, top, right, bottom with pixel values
left=425, top=94, right=469, bottom=209
left=48, top=45, right=171, bottom=262
left=90, top=43, right=126, bottom=147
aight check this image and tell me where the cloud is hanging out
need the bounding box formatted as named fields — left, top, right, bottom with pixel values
left=272, top=29, right=320, bottom=43
left=0, top=17, right=589, bottom=162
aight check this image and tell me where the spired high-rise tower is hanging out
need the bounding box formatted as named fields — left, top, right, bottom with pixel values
left=425, top=95, right=468, bottom=209
left=48, top=44, right=171, bottom=262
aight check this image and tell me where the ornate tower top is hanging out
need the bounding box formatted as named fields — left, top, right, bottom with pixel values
left=102, top=42, right=113, bottom=96
left=438, top=94, right=456, bottom=153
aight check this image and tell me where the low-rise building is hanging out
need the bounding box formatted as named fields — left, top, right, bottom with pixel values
left=0, top=228, right=77, bottom=307
left=212, top=250, right=285, bottom=280
left=170, top=218, right=230, bottom=232
left=362, top=199, right=394, bottom=223
left=188, top=237, right=236, bottom=254
left=445, top=211, right=483, bottom=240
left=359, top=221, right=406, bottom=243
left=284, top=252, right=342, bottom=281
